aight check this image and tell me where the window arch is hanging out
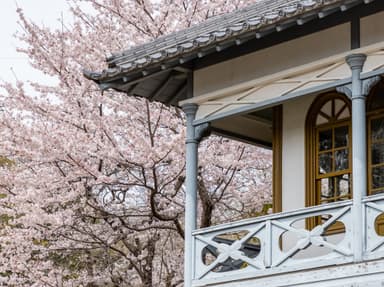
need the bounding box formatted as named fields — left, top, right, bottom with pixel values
left=305, top=93, right=352, bottom=229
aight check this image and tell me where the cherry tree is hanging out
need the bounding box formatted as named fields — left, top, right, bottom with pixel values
left=0, top=0, right=271, bottom=286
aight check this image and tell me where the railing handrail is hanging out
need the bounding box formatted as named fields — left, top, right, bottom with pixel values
left=193, top=199, right=353, bottom=236
left=362, top=193, right=384, bottom=203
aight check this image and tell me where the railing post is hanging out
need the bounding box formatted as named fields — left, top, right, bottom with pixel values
left=182, top=102, right=199, bottom=287
left=265, top=220, right=272, bottom=268
left=346, top=53, right=367, bottom=262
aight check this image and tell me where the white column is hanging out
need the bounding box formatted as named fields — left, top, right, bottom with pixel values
left=346, top=53, right=367, bottom=262
left=182, top=103, right=198, bottom=287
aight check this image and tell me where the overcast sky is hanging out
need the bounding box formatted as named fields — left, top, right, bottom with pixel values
left=0, top=0, right=71, bottom=85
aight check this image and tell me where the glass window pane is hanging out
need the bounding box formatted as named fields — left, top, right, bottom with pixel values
left=319, top=129, right=332, bottom=151
left=368, top=85, right=384, bottom=111
left=334, top=126, right=348, bottom=148
left=321, top=178, right=334, bottom=201
left=335, top=149, right=349, bottom=171
left=335, top=100, right=350, bottom=120
left=337, top=107, right=350, bottom=120
left=371, top=118, right=384, bottom=141
left=334, top=99, right=345, bottom=115
left=319, top=152, right=332, bottom=174
left=336, top=174, right=350, bottom=198
left=316, top=114, right=329, bottom=125
left=320, top=101, right=332, bottom=116
left=372, top=166, right=384, bottom=189
left=372, top=143, right=384, bottom=165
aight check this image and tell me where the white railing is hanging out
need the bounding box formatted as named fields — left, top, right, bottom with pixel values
left=192, top=195, right=384, bottom=286
left=364, top=194, right=384, bottom=260
left=192, top=200, right=357, bottom=286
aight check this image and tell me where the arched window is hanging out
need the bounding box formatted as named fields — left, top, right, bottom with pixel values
left=305, top=93, right=352, bottom=230
left=367, top=79, right=384, bottom=195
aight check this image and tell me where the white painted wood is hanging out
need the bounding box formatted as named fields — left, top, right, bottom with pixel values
left=193, top=200, right=355, bottom=235
left=282, top=96, right=314, bottom=212
left=346, top=54, right=367, bottom=262
left=192, top=195, right=384, bottom=287
left=364, top=195, right=384, bottom=261
left=361, top=11, right=384, bottom=47
left=193, top=24, right=350, bottom=98
left=211, top=116, right=272, bottom=145
left=194, top=259, right=384, bottom=287
left=180, top=41, right=384, bottom=122
left=193, top=201, right=354, bottom=284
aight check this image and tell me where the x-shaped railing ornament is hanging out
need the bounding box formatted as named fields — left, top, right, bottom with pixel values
left=271, top=206, right=352, bottom=267
left=195, top=205, right=354, bottom=279
left=365, top=201, right=384, bottom=252
left=195, top=223, right=265, bottom=279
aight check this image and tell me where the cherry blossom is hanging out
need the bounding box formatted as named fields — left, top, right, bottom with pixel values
left=0, top=1, right=270, bottom=286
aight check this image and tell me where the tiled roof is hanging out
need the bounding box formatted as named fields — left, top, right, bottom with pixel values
left=84, top=0, right=364, bottom=82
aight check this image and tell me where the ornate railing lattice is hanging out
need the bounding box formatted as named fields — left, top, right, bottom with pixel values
left=192, top=195, right=384, bottom=286
left=193, top=200, right=355, bottom=285
left=364, top=195, right=384, bottom=260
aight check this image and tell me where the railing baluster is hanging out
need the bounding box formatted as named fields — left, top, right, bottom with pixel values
left=363, top=196, right=384, bottom=258
left=264, top=219, right=272, bottom=268
left=192, top=199, right=358, bottom=286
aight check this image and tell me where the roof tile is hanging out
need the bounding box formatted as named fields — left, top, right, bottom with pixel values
left=85, top=0, right=370, bottom=82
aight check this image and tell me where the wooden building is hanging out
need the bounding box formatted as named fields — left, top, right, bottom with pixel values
left=85, top=0, right=384, bottom=286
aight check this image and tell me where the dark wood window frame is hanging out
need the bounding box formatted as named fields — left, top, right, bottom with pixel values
left=367, top=80, right=384, bottom=196
left=367, top=80, right=384, bottom=235
left=305, top=92, right=352, bottom=232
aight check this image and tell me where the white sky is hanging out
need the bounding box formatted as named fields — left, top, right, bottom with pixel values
left=0, top=0, right=71, bottom=85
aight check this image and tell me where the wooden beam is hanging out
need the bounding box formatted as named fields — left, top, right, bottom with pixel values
left=164, top=81, right=187, bottom=106
left=148, top=72, right=175, bottom=101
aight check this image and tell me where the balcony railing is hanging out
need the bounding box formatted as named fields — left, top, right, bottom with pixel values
left=192, top=194, right=384, bottom=286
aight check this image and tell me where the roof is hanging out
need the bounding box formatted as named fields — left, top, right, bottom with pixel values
left=84, top=0, right=378, bottom=106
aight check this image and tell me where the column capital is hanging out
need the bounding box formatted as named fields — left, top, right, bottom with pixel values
left=195, top=123, right=210, bottom=142
left=346, top=54, right=367, bottom=71
left=362, top=75, right=381, bottom=97
left=182, top=103, right=198, bottom=117
left=336, top=84, right=352, bottom=98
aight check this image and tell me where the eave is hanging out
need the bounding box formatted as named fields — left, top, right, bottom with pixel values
left=83, top=0, right=383, bottom=107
